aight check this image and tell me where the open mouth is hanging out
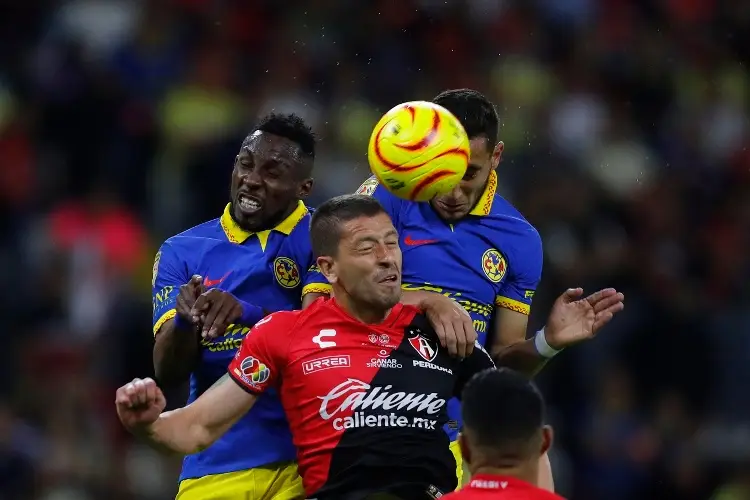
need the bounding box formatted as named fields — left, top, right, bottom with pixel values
left=378, top=274, right=399, bottom=284
left=237, top=193, right=262, bottom=214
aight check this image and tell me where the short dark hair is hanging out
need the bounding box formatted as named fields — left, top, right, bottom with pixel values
left=243, top=113, right=316, bottom=159
left=433, top=89, right=499, bottom=147
left=310, top=195, right=387, bottom=258
left=462, top=368, right=545, bottom=459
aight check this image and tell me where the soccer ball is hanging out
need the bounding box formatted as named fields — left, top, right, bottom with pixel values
left=367, top=101, right=470, bottom=201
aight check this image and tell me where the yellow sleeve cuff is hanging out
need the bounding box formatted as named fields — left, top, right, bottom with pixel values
left=153, top=309, right=177, bottom=336
left=302, top=283, right=332, bottom=297
left=495, top=297, right=530, bottom=315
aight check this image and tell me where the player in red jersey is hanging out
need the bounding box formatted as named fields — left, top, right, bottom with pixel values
left=442, top=368, right=563, bottom=499
left=116, top=194, right=496, bottom=499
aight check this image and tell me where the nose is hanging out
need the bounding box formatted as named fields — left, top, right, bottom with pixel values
left=375, top=243, right=398, bottom=268
left=239, top=169, right=263, bottom=188
left=443, top=184, right=462, bottom=202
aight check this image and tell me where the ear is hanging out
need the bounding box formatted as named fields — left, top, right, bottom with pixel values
left=317, top=256, right=338, bottom=284
left=298, top=178, right=314, bottom=199
left=491, top=141, right=504, bottom=170
left=540, top=425, right=553, bottom=456
left=458, top=432, right=472, bottom=466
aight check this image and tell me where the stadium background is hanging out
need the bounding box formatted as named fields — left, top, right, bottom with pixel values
left=1, top=0, right=749, bottom=498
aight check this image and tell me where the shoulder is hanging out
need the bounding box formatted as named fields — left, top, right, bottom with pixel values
left=161, top=218, right=226, bottom=253
left=252, top=309, right=304, bottom=336
left=484, top=195, right=541, bottom=248
left=287, top=209, right=313, bottom=240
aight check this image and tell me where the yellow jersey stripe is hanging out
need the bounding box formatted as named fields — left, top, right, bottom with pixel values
left=495, top=296, right=530, bottom=315
left=302, top=283, right=332, bottom=296
left=153, top=309, right=177, bottom=336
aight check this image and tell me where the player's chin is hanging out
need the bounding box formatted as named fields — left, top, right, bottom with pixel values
left=375, top=283, right=401, bottom=308
left=431, top=200, right=468, bottom=221
left=233, top=203, right=264, bottom=228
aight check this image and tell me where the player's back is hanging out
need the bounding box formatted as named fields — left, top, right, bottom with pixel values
left=442, top=475, right=564, bottom=499
left=152, top=202, right=314, bottom=480
left=230, top=297, right=495, bottom=499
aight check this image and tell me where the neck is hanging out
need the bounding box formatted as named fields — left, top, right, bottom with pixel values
left=471, top=464, right=538, bottom=486
left=333, top=288, right=390, bottom=324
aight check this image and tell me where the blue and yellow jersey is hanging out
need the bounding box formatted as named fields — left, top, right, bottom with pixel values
left=303, top=172, right=542, bottom=442
left=152, top=201, right=323, bottom=481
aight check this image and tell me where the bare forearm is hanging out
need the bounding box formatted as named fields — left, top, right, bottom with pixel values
left=400, top=289, right=435, bottom=308
left=492, top=338, right=548, bottom=377
left=153, top=319, right=200, bottom=386
left=138, top=407, right=212, bottom=455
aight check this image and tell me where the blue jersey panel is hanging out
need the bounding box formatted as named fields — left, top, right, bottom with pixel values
left=151, top=202, right=315, bottom=479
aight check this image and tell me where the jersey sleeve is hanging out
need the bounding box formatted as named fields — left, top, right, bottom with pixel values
left=301, top=263, right=332, bottom=297
left=454, top=341, right=495, bottom=399
left=228, top=312, right=294, bottom=394
left=355, top=176, right=403, bottom=228
left=152, top=241, right=189, bottom=336
left=495, top=229, right=543, bottom=316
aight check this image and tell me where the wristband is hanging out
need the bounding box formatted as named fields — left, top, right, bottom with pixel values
left=236, top=298, right=265, bottom=326
left=173, top=313, right=192, bottom=331
left=533, top=327, right=562, bottom=359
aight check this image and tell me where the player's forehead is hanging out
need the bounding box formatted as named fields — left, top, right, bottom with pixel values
left=340, top=213, right=397, bottom=245
left=468, top=136, right=492, bottom=165
left=239, top=130, right=304, bottom=166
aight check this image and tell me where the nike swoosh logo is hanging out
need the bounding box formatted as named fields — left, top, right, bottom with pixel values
left=203, top=272, right=231, bottom=287
left=404, top=235, right=438, bottom=246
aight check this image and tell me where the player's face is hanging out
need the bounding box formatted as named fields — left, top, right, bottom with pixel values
left=430, top=137, right=503, bottom=222
left=331, top=213, right=402, bottom=310
left=230, top=131, right=313, bottom=232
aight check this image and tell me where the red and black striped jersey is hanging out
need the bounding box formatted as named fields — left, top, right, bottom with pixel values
left=228, top=297, right=495, bottom=499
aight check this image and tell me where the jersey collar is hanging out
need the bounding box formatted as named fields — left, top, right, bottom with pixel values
left=469, top=170, right=498, bottom=217
left=467, top=474, right=535, bottom=492
left=220, top=200, right=308, bottom=244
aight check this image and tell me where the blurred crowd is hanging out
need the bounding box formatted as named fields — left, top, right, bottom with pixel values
left=2, top=0, right=750, bottom=499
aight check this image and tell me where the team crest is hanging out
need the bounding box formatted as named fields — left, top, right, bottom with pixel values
left=274, top=257, right=300, bottom=289
left=481, top=248, right=507, bottom=283
left=152, top=251, right=161, bottom=287
left=356, top=177, right=379, bottom=196
left=408, top=332, right=438, bottom=362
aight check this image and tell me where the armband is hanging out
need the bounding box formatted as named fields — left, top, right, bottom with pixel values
left=533, top=327, right=562, bottom=359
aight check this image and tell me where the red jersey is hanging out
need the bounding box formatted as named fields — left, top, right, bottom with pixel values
left=442, top=474, right=564, bottom=499
left=228, top=297, right=495, bottom=500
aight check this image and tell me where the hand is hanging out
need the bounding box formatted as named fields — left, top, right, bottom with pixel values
left=115, top=377, right=166, bottom=434
left=544, top=288, right=625, bottom=350
left=190, top=289, right=244, bottom=339
left=176, top=275, right=205, bottom=327
left=421, top=294, right=477, bottom=358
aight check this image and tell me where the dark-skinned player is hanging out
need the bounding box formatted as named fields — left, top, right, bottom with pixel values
left=151, top=113, right=322, bottom=499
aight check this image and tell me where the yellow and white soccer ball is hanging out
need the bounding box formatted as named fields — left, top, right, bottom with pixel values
left=367, top=101, right=470, bottom=201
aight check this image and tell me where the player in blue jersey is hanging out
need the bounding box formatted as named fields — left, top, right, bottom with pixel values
left=302, top=89, right=625, bottom=491
left=152, top=113, right=322, bottom=500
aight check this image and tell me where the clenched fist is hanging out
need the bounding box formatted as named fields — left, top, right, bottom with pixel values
left=115, top=378, right=166, bottom=433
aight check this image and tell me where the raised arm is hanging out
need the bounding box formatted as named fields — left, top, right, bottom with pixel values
left=116, top=375, right=256, bottom=455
